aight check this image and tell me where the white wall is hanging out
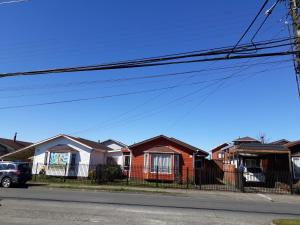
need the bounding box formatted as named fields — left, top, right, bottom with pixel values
left=31, top=136, right=94, bottom=177
left=107, top=151, right=123, bottom=166
left=104, top=142, right=124, bottom=167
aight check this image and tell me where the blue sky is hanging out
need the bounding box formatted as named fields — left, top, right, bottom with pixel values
left=0, top=0, right=299, bottom=150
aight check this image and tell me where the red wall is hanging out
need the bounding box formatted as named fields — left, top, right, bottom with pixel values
left=129, top=137, right=197, bottom=183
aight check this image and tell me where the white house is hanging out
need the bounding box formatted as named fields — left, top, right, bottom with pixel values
left=101, top=139, right=130, bottom=170
left=1, top=134, right=111, bottom=177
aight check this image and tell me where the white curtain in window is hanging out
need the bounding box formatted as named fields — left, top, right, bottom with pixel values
left=151, top=154, right=171, bottom=173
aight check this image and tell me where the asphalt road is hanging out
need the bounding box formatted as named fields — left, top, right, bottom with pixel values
left=0, top=187, right=300, bottom=225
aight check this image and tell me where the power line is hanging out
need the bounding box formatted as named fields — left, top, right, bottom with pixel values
left=227, top=0, right=270, bottom=57
left=0, top=59, right=291, bottom=92
left=0, top=47, right=296, bottom=78
left=250, top=0, right=281, bottom=43
left=0, top=63, right=290, bottom=110
left=70, top=63, right=290, bottom=135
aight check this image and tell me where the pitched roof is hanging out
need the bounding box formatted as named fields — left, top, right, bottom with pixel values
left=101, top=139, right=128, bottom=148
left=210, top=143, right=229, bottom=152
left=284, top=140, right=300, bottom=148
left=129, top=135, right=208, bottom=156
left=47, top=144, right=79, bottom=152
left=233, top=136, right=260, bottom=143
left=0, top=138, right=32, bottom=152
left=144, top=146, right=181, bottom=154
left=270, top=139, right=290, bottom=145
left=236, top=143, right=289, bottom=151
left=65, top=135, right=111, bottom=150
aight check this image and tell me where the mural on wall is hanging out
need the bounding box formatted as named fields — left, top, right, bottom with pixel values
left=49, top=152, right=69, bottom=165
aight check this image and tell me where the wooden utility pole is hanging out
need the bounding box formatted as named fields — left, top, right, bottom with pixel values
left=289, top=0, right=300, bottom=97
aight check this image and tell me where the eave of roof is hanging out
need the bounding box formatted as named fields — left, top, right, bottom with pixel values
left=210, top=143, right=229, bottom=152
left=129, top=135, right=208, bottom=156
left=284, top=140, right=300, bottom=148
left=101, top=139, right=128, bottom=148
left=233, top=136, right=260, bottom=142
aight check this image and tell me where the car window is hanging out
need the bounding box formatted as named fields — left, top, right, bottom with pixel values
left=18, top=163, right=30, bottom=171
left=247, top=168, right=262, bottom=173
left=7, top=164, right=16, bottom=170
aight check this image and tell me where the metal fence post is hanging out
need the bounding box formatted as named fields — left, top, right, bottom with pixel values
left=63, top=163, right=68, bottom=182
left=156, top=165, right=159, bottom=188
left=34, top=163, right=38, bottom=181
left=126, top=169, right=129, bottom=185
left=186, top=167, right=189, bottom=189
left=198, top=168, right=202, bottom=190
left=238, top=171, right=244, bottom=192
left=289, top=172, right=294, bottom=195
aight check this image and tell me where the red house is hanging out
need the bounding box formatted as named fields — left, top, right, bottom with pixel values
left=128, top=135, right=208, bottom=183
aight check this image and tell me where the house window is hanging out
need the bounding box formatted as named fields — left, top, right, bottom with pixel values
left=144, top=153, right=149, bottom=173
left=44, top=152, right=48, bottom=165
left=70, top=153, right=76, bottom=167
left=124, top=155, right=130, bottom=169
left=292, top=157, right=300, bottom=179
left=218, top=152, right=224, bottom=159
left=150, top=154, right=172, bottom=173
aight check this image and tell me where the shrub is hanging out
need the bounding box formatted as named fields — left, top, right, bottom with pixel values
left=95, top=165, right=122, bottom=183
left=88, top=169, right=97, bottom=180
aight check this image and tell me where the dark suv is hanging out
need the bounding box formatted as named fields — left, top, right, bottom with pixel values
left=0, top=161, right=32, bottom=188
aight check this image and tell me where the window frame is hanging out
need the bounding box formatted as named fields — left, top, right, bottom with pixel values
left=150, top=153, right=172, bottom=174
left=292, top=157, right=300, bottom=179
left=123, top=155, right=130, bottom=169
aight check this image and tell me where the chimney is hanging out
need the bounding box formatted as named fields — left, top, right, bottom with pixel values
left=13, top=132, right=17, bottom=142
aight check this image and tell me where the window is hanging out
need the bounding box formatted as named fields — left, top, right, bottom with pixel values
left=150, top=154, right=172, bottom=173
left=44, top=152, right=48, bottom=165
left=0, top=164, right=15, bottom=170
left=292, top=157, right=300, bottom=179
left=218, top=152, right=224, bottom=159
left=144, top=153, right=149, bottom=172
left=124, top=155, right=130, bottom=169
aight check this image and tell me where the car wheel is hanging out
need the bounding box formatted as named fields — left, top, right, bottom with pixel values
left=1, top=177, right=12, bottom=188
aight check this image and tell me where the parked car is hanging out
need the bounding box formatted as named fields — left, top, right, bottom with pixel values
left=0, top=161, right=32, bottom=188
left=243, top=167, right=265, bottom=183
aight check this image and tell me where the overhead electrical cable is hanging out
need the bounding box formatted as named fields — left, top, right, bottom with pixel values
left=227, top=0, right=270, bottom=57
left=0, top=37, right=295, bottom=78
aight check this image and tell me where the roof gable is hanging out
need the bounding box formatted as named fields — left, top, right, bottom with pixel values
left=233, top=136, right=260, bottom=143
left=101, top=139, right=127, bottom=148
left=129, top=135, right=208, bottom=156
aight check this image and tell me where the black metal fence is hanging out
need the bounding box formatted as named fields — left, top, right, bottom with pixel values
left=30, top=163, right=300, bottom=194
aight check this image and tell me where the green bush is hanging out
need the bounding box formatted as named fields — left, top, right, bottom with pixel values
left=96, top=165, right=122, bottom=183
left=88, top=169, right=97, bottom=180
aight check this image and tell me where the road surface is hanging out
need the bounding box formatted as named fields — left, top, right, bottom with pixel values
left=0, top=187, right=300, bottom=225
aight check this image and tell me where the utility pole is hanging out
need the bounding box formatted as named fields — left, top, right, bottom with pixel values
left=288, top=0, right=300, bottom=97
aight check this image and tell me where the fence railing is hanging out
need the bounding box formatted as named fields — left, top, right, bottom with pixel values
left=29, top=163, right=300, bottom=194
